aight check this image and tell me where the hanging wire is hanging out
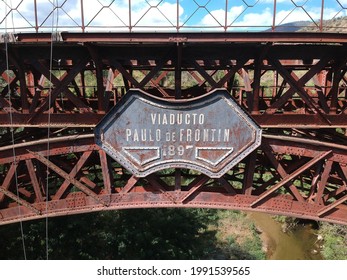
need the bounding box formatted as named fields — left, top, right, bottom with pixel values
left=45, top=0, right=59, bottom=260
left=4, top=0, right=27, bottom=260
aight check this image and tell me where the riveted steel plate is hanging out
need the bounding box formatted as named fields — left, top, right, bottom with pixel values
left=95, top=89, right=262, bottom=178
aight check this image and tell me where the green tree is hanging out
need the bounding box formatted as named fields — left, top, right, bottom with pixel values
left=0, top=209, right=219, bottom=260
left=319, top=223, right=347, bottom=260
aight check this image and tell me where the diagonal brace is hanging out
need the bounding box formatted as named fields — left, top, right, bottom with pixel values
left=146, top=174, right=177, bottom=203
left=29, top=150, right=108, bottom=206
left=53, top=151, right=93, bottom=200
left=251, top=149, right=332, bottom=207
left=28, top=58, right=91, bottom=121
left=263, top=145, right=305, bottom=202
left=267, top=57, right=330, bottom=124
left=318, top=195, right=347, bottom=217
left=179, top=174, right=209, bottom=203
left=0, top=162, right=18, bottom=203
left=0, top=186, right=41, bottom=215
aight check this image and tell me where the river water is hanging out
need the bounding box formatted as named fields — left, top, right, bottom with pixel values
left=248, top=212, right=322, bottom=260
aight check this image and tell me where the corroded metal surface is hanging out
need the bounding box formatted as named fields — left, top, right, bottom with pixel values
left=0, top=134, right=346, bottom=225
left=95, top=89, right=261, bottom=177
left=0, top=34, right=347, bottom=128
left=0, top=30, right=346, bottom=225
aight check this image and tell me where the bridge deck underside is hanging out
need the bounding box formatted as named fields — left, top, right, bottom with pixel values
left=0, top=33, right=346, bottom=224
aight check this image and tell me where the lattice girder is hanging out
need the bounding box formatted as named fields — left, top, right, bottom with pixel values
left=0, top=33, right=347, bottom=128
left=0, top=133, right=346, bottom=225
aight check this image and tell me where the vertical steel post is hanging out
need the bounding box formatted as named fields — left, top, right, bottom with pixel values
left=80, top=0, right=85, bottom=32
left=225, top=0, right=228, bottom=32
left=129, top=0, right=132, bottom=32
left=34, top=0, right=38, bottom=32
left=175, top=43, right=182, bottom=99
left=177, top=0, right=179, bottom=32
left=272, top=0, right=277, bottom=32
left=320, top=0, right=324, bottom=32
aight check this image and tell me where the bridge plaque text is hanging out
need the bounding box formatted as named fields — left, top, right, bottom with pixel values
left=95, top=89, right=262, bottom=178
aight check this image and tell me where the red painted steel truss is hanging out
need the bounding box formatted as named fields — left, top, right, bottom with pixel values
left=0, top=32, right=346, bottom=225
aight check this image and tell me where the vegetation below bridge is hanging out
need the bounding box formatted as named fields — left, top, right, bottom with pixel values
left=0, top=209, right=346, bottom=260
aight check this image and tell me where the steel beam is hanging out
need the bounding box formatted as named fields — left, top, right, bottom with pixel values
left=0, top=133, right=344, bottom=225
left=0, top=32, right=346, bottom=226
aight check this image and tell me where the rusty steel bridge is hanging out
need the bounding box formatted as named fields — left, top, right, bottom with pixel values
left=0, top=0, right=347, bottom=226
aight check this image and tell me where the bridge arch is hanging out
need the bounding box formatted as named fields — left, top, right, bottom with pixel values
left=0, top=133, right=346, bottom=225
left=0, top=1, right=347, bottom=227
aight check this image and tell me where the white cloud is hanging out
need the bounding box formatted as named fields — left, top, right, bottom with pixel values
left=199, top=2, right=347, bottom=30
left=233, top=8, right=273, bottom=26
left=226, top=5, right=247, bottom=25
left=275, top=6, right=344, bottom=25
left=131, top=2, right=184, bottom=28
left=0, top=0, right=185, bottom=32
left=1, top=0, right=80, bottom=31
left=200, top=5, right=273, bottom=29
left=260, top=0, right=287, bottom=3
left=1, top=0, right=347, bottom=32
left=325, top=6, right=347, bottom=19
left=275, top=9, right=317, bottom=25
left=77, top=0, right=184, bottom=30
left=336, top=0, right=347, bottom=7
left=200, top=6, right=246, bottom=27
left=200, top=8, right=227, bottom=26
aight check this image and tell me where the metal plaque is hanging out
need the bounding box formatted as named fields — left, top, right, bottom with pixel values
left=95, top=89, right=262, bottom=178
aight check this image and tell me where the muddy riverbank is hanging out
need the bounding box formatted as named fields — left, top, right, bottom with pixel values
left=248, top=212, right=322, bottom=260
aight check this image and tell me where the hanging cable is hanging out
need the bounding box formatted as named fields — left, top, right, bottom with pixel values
left=4, top=1, right=27, bottom=260
left=45, top=0, right=59, bottom=260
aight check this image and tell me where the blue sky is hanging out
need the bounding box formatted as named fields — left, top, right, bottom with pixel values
left=1, top=0, right=347, bottom=32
